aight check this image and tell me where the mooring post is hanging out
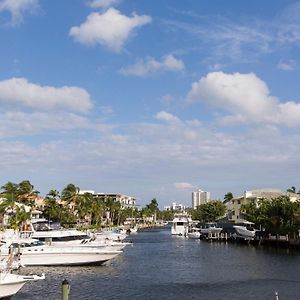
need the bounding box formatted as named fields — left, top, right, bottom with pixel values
left=274, top=291, right=279, bottom=300
left=62, top=279, right=70, bottom=300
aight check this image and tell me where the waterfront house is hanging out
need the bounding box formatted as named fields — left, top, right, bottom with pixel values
left=224, top=189, right=286, bottom=223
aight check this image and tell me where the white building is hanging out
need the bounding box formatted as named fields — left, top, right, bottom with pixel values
left=164, top=202, right=186, bottom=211
left=192, top=189, right=210, bottom=209
left=80, top=190, right=136, bottom=209
left=224, top=188, right=286, bottom=223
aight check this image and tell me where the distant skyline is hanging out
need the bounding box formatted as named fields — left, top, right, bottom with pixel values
left=0, top=0, right=300, bottom=208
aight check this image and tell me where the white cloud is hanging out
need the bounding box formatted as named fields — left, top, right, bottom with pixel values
left=174, top=182, right=194, bottom=190
left=276, top=2, right=300, bottom=45
left=1, top=110, right=300, bottom=205
left=187, top=71, right=300, bottom=127
left=88, top=0, right=120, bottom=9
left=155, top=111, right=180, bottom=123
left=277, top=59, right=298, bottom=71
left=0, top=112, right=89, bottom=137
left=69, top=8, right=151, bottom=52
left=0, top=0, right=39, bottom=26
left=119, top=54, right=185, bottom=76
left=0, top=110, right=115, bottom=138
left=166, top=18, right=272, bottom=64
left=0, top=77, right=93, bottom=112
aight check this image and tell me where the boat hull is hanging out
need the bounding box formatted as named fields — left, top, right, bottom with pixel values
left=187, top=232, right=201, bottom=239
left=0, top=281, right=26, bottom=298
left=19, top=250, right=121, bottom=266
left=233, top=226, right=256, bottom=240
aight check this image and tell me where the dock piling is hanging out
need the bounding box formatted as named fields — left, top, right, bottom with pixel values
left=62, top=279, right=70, bottom=300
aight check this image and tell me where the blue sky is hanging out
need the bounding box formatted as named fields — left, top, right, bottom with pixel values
left=0, top=0, right=300, bottom=208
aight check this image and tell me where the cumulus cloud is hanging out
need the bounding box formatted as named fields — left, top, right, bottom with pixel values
left=88, top=0, right=120, bottom=9
left=187, top=71, right=300, bottom=127
left=69, top=8, right=151, bottom=52
left=119, top=54, right=185, bottom=76
left=155, top=111, right=180, bottom=123
left=0, top=77, right=93, bottom=112
left=0, top=0, right=39, bottom=26
left=174, top=182, right=194, bottom=190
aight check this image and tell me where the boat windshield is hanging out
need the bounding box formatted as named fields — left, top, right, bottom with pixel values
left=32, top=221, right=61, bottom=231
left=176, top=222, right=185, bottom=226
left=11, top=240, right=45, bottom=247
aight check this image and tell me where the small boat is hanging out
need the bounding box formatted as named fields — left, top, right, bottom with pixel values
left=200, top=224, right=223, bottom=235
left=187, top=228, right=201, bottom=239
left=233, top=225, right=257, bottom=240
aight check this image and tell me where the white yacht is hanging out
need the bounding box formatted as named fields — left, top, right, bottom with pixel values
left=0, top=271, right=45, bottom=299
left=1, top=238, right=123, bottom=266
left=171, top=214, right=192, bottom=236
left=19, top=220, right=129, bottom=251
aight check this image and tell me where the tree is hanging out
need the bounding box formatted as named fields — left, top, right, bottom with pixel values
left=90, top=198, right=104, bottom=227
left=43, top=190, right=62, bottom=222
left=157, top=210, right=174, bottom=221
left=145, top=198, right=159, bottom=223
left=241, top=196, right=300, bottom=235
left=224, top=192, right=233, bottom=202
left=61, top=183, right=81, bottom=212
left=192, top=201, right=226, bottom=222
left=9, top=206, right=31, bottom=230
left=75, top=192, right=93, bottom=223
left=1, top=182, right=18, bottom=197
left=146, top=198, right=159, bottom=213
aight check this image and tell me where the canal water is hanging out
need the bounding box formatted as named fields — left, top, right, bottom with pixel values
left=15, top=227, right=300, bottom=299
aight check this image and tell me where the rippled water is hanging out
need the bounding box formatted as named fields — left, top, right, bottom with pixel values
left=14, top=227, right=300, bottom=299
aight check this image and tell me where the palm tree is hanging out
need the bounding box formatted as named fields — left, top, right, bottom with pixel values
left=47, top=189, right=60, bottom=200
left=0, top=183, right=18, bottom=228
left=75, top=192, right=93, bottom=224
left=61, top=184, right=81, bottom=209
left=9, top=206, right=31, bottom=230
left=90, top=198, right=104, bottom=227
left=1, top=182, right=18, bottom=196
left=104, top=197, right=121, bottom=226
left=16, top=180, right=39, bottom=204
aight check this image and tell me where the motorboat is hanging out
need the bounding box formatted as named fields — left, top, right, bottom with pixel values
left=0, top=254, right=44, bottom=299
left=1, top=238, right=123, bottom=266
left=94, top=230, right=128, bottom=242
left=171, top=213, right=192, bottom=236
left=233, top=225, right=257, bottom=240
left=19, top=220, right=129, bottom=251
left=0, top=271, right=45, bottom=299
left=187, top=228, right=201, bottom=239
left=200, top=224, right=223, bottom=235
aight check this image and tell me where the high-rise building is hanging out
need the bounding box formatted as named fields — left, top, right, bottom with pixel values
left=192, top=189, right=210, bottom=209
